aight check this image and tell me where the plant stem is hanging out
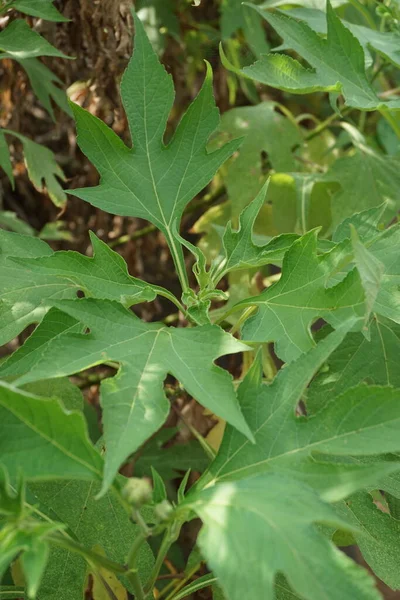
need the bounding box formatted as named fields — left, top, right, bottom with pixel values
left=144, top=530, right=174, bottom=597
left=163, top=562, right=204, bottom=600
left=379, top=109, right=400, bottom=140
left=127, top=570, right=146, bottom=600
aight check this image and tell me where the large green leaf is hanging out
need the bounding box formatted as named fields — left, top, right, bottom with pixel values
left=0, top=229, right=156, bottom=345
left=3, top=299, right=252, bottom=493
left=69, top=12, right=240, bottom=283
left=186, top=474, right=380, bottom=600
left=228, top=1, right=400, bottom=110
left=0, top=21, right=69, bottom=60
left=0, top=382, right=102, bottom=481
left=30, top=480, right=154, bottom=600
left=206, top=323, right=400, bottom=485
left=236, top=230, right=365, bottom=361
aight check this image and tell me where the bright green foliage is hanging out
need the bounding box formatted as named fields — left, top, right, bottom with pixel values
left=206, top=324, right=400, bottom=484
left=187, top=474, right=380, bottom=600
left=3, top=299, right=251, bottom=492
left=2, top=4, right=400, bottom=599
left=227, top=1, right=400, bottom=110
left=0, top=382, right=102, bottom=481
left=0, top=229, right=156, bottom=345
left=70, top=13, right=240, bottom=288
left=7, top=0, right=68, bottom=21
left=236, top=230, right=365, bottom=361
left=214, top=184, right=298, bottom=280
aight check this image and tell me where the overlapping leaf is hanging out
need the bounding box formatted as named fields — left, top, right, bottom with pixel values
left=186, top=474, right=381, bottom=600
left=235, top=229, right=365, bottom=361
left=206, top=323, right=400, bottom=485
left=0, top=229, right=156, bottom=345
left=0, top=382, right=102, bottom=482
left=29, top=479, right=153, bottom=600
left=307, top=317, right=400, bottom=413
left=279, top=6, right=400, bottom=69
left=226, top=1, right=400, bottom=110
left=69, top=12, right=240, bottom=276
left=1, top=299, right=252, bottom=493
left=0, top=21, right=69, bottom=60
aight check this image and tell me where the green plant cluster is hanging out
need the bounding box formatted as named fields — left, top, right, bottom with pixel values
left=1, top=0, right=400, bottom=599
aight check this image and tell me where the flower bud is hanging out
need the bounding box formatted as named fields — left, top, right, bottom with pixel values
left=122, top=477, right=152, bottom=507
left=154, top=499, right=174, bottom=522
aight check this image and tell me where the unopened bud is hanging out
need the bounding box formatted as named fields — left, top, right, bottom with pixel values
left=122, top=478, right=152, bottom=507
left=154, top=499, right=174, bottom=522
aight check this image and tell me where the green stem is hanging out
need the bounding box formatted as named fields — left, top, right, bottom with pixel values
left=379, top=109, right=400, bottom=140
left=347, top=0, right=377, bottom=29
left=303, top=107, right=351, bottom=144
left=49, top=533, right=127, bottom=574
left=127, top=571, right=146, bottom=600
left=165, top=229, right=190, bottom=295
left=163, top=562, right=203, bottom=600
left=144, top=530, right=174, bottom=597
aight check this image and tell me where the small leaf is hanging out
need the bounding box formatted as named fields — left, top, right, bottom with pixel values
left=18, top=59, right=71, bottom=119
left=151, top=467, right=167, bottom=504
left=9, top=0, right=69, bottom=21
left=0, top=20, right=70, bottom=60
left=0, top=132, right=14, bottom=187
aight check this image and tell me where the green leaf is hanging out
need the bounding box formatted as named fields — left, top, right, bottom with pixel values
left=0, top=212, right=34, bottom=236
left=10, top=231, right=158, bottom=306
left=5, top=298, right=252, bottom=493
left=221, top=0, right=270, bottom=56
left=186, top=474, right=380, bottom=600
left=133, top=429, right=210, bottom=480
left=206, top=322, right=400, bottom=487
left=69, top=13, right=240, bottom=286
left=336, top=491, right=400, bottom=589
left=22, top=378, right=84, bottom=412
left=214, top=183, right=298, bottom=281
left=237, top=230, right=365, bottom=361
left=232, top=1, right=400, bottom=111
left=0, top=20, right=70, bottom=60
left=0, top=381, right=102, bottom=481
left=30, top=479, right=154, bottom=600
left=18, top=59, right=71, bottom=120
left=151, top=467, right=167, bottom=503
left=0, top=229, right=155, bottom=345
left=171, top=573, right=217, bottom=600
left=307, top=317, right=400, bottom=413
left=281, top=6, right=400, bottom=69
left=9, top=0, right=68, bottom=21
left=0, top=132, right=14, bottom=187
left=351, top=227, right=384, bottom=331
left=213, top=102, right=302, bottom=217
left=324, top=148, right=400, bottom=227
